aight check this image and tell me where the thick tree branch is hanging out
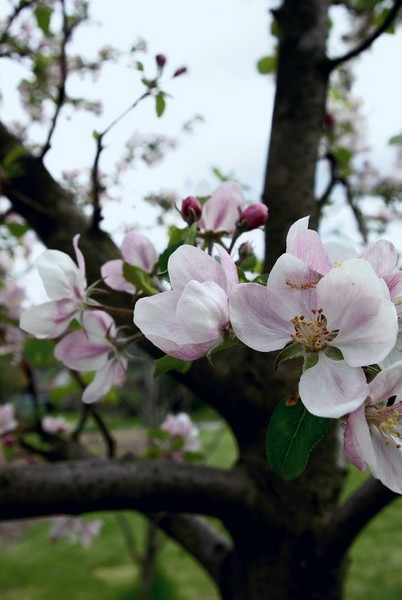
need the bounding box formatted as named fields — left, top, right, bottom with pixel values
left=321, top=476, right=398, bottom=559
left=327, top=0, right=402, bottom=71
left=157, top=514, right=232, bottom=586
left=0, top=458, right=267, bottom=523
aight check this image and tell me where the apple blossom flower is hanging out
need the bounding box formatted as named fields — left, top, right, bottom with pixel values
left=344, top=362, right=402, bottom=493
left=133, top=244, right=238, bottom=361
left=229, top=256, right=398, bottom=418
left=287, top=216, right=399, bottom=278
left=101, top=232, right=158, bottom=293
left=199, top=181, right=245, bottom=235
left=42, top=415, right=71, bottom=435
left=161, top=412, right=201, bottom=453
left=0, top=403, right=18, bottom=436
left=19, top=235, right=88, bottom=338
left=54, top=310, right=127, bottom=403
left=49, top=516, right=103, bottom=547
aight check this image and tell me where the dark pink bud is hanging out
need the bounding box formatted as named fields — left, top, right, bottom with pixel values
left=156, top=54, right=167, bottom=69
left=182, top=196, right=202, bottom=224
left=324, top=113, right=335, bottom=128
left=173, top=66, right=187, bottom=78
left=238, top=203, right=268, bottom=231
left=2, top=434, right=15, bottom=447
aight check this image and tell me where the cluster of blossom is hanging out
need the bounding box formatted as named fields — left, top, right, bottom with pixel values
left=20, top=183, right=402, bottom=492
left=134, top=216, right=402, bottom=494
left=19, top=182, right=267, bottom=404
left=147, top=412, right=201, bottom=461
left=48, top=515, right=103, bottom=548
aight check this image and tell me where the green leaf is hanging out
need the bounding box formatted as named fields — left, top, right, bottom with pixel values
left=3, top=146, right=29, bottom=177
left=34, top=6, right=53, bottom=36
left=275, top=343, right=305, bottom=370
left=266, top=396, right=332, bottom=480
left=24, top=338, right=55, bottom=367
left=256, top=55, right=277, bottom=75
left=154, top=355, right=192, bottom=377
left=122, top=263, right=158, bottom=295
left=5, top=221, right=29, bottom=238
left=158, top=241, right=183, bottom=276
left=136, top=61, right=144, bottom=71
left=389, top=133, right=402, bottom=145
left=155, top=91, right=166, bottom=117
left=333, top=146, right=352, bottom=168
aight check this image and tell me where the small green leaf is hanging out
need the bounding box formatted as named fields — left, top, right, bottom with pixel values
left=158, top=241, right=183, bottom=276
left=24, top=338, right=55, bottom=366
left=155, top=91, right=166, bottom=117
left=266, top=396, right=332, bottom=480
left=275, top=343, right=305, bottom=370
left=34, top=6, right=53, bottom=36
left=5, top=221, right=29, bottom=238
left=122, top=263, right=158, bottom=295
left=333, top=146, right=352, bottom=168
left=389, top=133, right=402, bottom=145
left=154, top=355, right=192, bottom=377
left=3, top=146, right=29, bottom=177
left=136, top=61, right=144, bottom=71
left=256, top=55, right=277, bottom=75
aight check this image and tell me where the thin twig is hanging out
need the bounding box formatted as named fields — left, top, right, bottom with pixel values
left=40, top=0, right=70, bottom=158
left=327, top=0, right=402, bottom=71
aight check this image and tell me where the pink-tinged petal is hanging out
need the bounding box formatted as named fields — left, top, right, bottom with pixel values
left=286, top=216, right=310, bottom=251
left=299, top=354, right=368, bottom=418
left=121, top=232, right=158, bottom=273
left=134, top=290, right=192, bottom=345
left=176, top=281, right=228, bottom=344
left=344, top=405, right=374, bottom=471
left=368, top=361, right=402, bottom=405
left=229, top=283, right=291, bottom=351
left=323, top=240, right=357, bottom=264
left=82, top=358, right=126, bottom=404
left=317, top=258, right=390, bottom=329
left=200, top=181, right=245, bottom=234
left=72, top=234, right=87, bottom=289
left=362, top=240, right=397, bottom=277
left=36, top=250, right=83, bottom=301
left=215, top=245, right=239, bottom=293
left=81, top=310, right=116, bottom=341
left=370, top=427, right=402, bottom=493
left=101, top=259, right=136, bottom=293
left=384, top=271, right=402, bottom=302
left=168, top=245, right=227, bottom=292
left=54, top=331, right=109, bottom=371
left=267, top=254, right=320, bottom=320
left=19, top=299, right=78, bottom=338
left=134, top=291, right=221, bottom=360
left=332, top=296, right=397, bottom=367
left=286, top=229, right=332, bottom=275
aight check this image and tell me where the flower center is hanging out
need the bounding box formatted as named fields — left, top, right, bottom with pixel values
left=290, top=308, right=336, bottom=351
left=366, top=403, right=402, bottom=449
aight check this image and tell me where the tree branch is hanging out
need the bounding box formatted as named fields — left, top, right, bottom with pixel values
left=156, top=513, right=232, bottom=586
left=321, top=476, right=398, bottom=559
left=0, top=458, right=265, bottom=523
left=327, top=0, right=402, bottom=71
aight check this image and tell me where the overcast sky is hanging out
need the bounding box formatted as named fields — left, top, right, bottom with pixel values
left=2, top=0, right=402, bottom=254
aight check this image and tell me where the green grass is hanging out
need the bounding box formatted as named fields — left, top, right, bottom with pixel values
left=1, top=425, right=402, bottom=599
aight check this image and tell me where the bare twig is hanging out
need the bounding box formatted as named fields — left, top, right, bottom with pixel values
left=327, top=0, right=402, bottom=71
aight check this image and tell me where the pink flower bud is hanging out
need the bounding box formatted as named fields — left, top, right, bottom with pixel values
left=324, top=113, right=335, bottom=128
left=238, top=204, right=268, bottom=231
left=155, top=54, right=167, bottom=69
left=2, top=434, right=15, bottom=447
left=182, top=196, right=202, bottom=224
left=173, top=66, right=187, bottom=78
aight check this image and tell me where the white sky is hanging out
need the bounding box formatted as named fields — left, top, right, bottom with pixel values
left=1, top=0, right=402, bottom=257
